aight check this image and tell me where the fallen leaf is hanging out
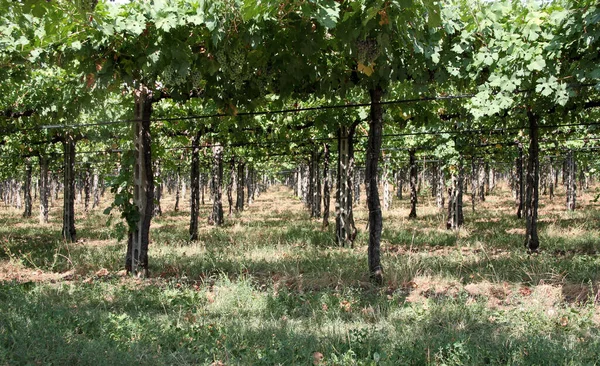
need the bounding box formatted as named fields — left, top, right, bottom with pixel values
left=206, top=292, right=215, bottom=303
left=340, top=300, right=352, bottom=312
left=560, top=316, right=568, bottom=326
left=519, top=287, right=532, bottom=296
left=95, top=268, right=109, bottom=277
left=313, top=352, right=324, bottom=365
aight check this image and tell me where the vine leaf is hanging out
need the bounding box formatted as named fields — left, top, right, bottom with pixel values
left=314, top=1, right=340, bottom=29
left=357, top=62, right=374, bottom=76
left=527, top=55, right=546, bottom=71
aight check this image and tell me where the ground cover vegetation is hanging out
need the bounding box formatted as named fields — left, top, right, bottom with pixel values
left=0, top=0, right=599, bottom=364
left=1, top=186, right=600, bottom=365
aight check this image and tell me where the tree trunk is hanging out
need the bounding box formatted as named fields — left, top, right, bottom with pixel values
left=166, top=174, right=173, bottom=196
left=4, top=181, right=9, bottom=207
left=153, top=162, right=162, bottom=217
left=247, top=165, right=254, bottom=206
left=76, top=174, right=82, bottom=206
left=236, top=162, right=245, bottom=211
left=554, top=161, right=559, bottom=190
left=315, top=154, right=322, bottom=217
left=431, top=162, right=438, bottom=199
left=39, top=156, right=50, bottom=224
left=126, top=86, right=154, bottom=276
left=199, top=173, right=205, bottom=205
left=471, top=158, right=476, bottom=212
left=310, top=149, right=321, bottom=218
left=566, top=150, right=576, bottom=211
left=227, top=157, right=235, bottom=217
left=189, top=131, right=201, bottom=241
left=296, top=167, right=302, bottom=199
left=336, top=123, right=358, bottom=247
left=84, top=164, right=91, bottom=213
left=578, top=164, right=585, bottom=194
left=524, top=110, right=540, bottom=252
left=2, top=182, right=6, bottom=207
left=23, top=159, right=32, bottom=218
left=252, top=169, right=258, bottom=201
left=13, top=180, right=22, bottom=209
left=548, top=158, right=555, bottom=201
left=478, top=159, right=486, bottom=202
left=417, top=156, right=423, bottom=195
left=62, top=134, right=77, bottom=243
left=92, top=173, right=100, bottom=209
left=307, top=159, right=314, bottom=211
left=516, top=144, right=524, bottom=219
left=49, top=175, right=56, bottom=207
left=354, top=168, right=361, bottom=204
left=484, top=162, right=490, bottom=195
left=510, top=165, right=517, bottom=200
left=408, top=149, right=417, bottom=219
left=396, top=168, right=403, bottom=200
left=302, top=165, right=309, bottom=204
left=437, top=164, right=445, bottom=209
left=322, top=143, right=331, bottom=228
left=383, top=156, right=391, bottom=211
left=174, top=169, right=181, bottom=211
left=447, top=158, right=464, bottom=230
left=100, top=176, right=106, bottom=197
left=210, top=144, right=224, bottom=226
left=366, top=86, right=384, bottom=284
left=540, top=160, right=548, bottom=196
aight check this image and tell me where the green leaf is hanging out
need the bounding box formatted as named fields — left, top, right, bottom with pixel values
left=125, top=16, right=145, bottom=36
left=156, top=14, right=177, bottom=32
left=188, top=14, right=204, bottom=25
left=527, top=55, right=546, bottom=71
left=28, top=48, right=43, bottom=62
left=358, top=108, right=368, bottom=120
left=15, top=36, right=29, bottom=46
left=427, top=6, right=442, bottom=28
left=205, top=18, right=217, bottom=32
left=315, top=1, right=340, bottom=29
left=398, top=0, right=414, bottom=10
left=451, top=43, right=464, bottom=54
left=536, top=82, right=553, bottom=97
left=241, top=0, right=260, bottom=22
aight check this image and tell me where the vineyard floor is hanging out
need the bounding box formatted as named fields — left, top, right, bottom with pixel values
left=1, top=185, right=600, bottom=365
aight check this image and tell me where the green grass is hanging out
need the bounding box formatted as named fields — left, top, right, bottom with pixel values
left=1, top=185, right=600, bottom=365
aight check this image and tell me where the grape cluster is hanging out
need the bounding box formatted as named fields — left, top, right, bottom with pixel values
left=161, top=64, right=187, bottom=86
left=355, top=39, right=380, bottom=63
left=77, top=0, right=98, bottom=12
left=215, top=44, right=249, bottom=90
left=190, top=70, right=204, bottom=89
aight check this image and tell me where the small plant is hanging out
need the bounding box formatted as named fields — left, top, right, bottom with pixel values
left=434, top=342, right=471, bottom=366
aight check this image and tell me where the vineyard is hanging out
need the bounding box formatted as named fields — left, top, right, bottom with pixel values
left=1, top=0, right=599, bottom=364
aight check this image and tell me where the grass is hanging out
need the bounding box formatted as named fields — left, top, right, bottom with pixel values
left=1, top=184, right=600, bottom=365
